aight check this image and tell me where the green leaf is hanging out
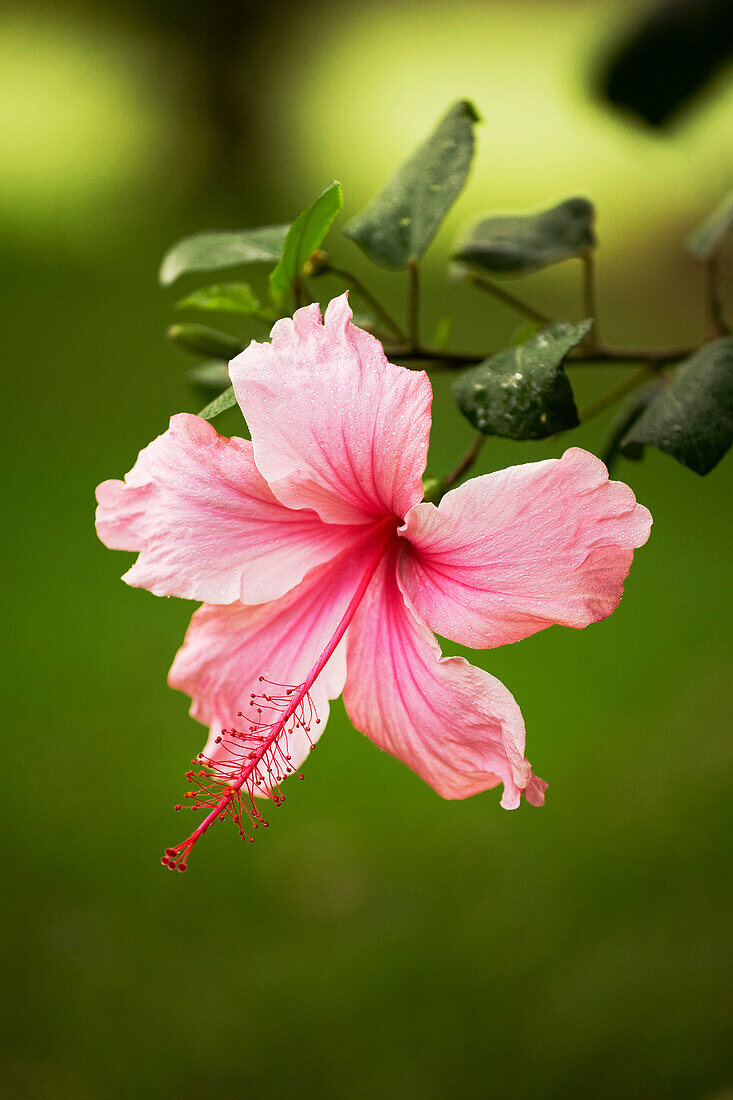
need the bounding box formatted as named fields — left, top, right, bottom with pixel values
left=620, top=338, right=733, bottom=475
left=167, top=323, right=243, bottom=360
left=433, top=316, right=453, bottom=349
left=451, top=320, right=590, bottom=440
left=175, top=282, right=265, bottom=317
left=344, top=100, right=480, bottom=268
left=687, top=190, right=733, bottom=261
left=159, top=225, right=290, bottom=286
left=454, top=197, right=596, bottom=275
left=269, top=182, right=343, bottom=303
left=197, top=386, right=238, bottom=421
left=186, top=360, right=231, bottom=391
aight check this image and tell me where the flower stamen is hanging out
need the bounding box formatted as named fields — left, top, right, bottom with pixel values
left=161, top=517, right=397, bottom=871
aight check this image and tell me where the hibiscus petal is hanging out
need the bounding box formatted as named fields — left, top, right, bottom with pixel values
left=168, top=535, right=384, bottom=789
left=400, top=447, right=652, bottom=648
left=228, top=294, right=432, bottom=524
left=342, top=549, right=545, bottom=808
left=95, top=413, right=360, bottom=605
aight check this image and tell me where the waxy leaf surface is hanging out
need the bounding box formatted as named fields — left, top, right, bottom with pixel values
left=455, top=197, right=596, bottom=275
left=167, top=323, right=243, bottom=360
left=197, top=385, right=238, bottom=421
left=175, top=282, right=264, bottom=317
left=452, top=321, right=590, bottom=440
left=620, top=338, right=733, bottom=475
left=344, top=100, right=480, bottom=268
left=269, top=182, right=343, bottom=303
left=159, top=225, right=290, bottom=286
left=186, top=360, right=231, bottom=391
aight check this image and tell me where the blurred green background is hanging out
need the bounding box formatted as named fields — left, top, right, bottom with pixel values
left=3, top=0, right=732, bottom=1096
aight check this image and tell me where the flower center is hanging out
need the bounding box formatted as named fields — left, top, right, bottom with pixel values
left=161, top=518, right=397, bottom=871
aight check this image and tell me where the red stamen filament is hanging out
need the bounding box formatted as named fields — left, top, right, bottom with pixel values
left=161, top=518, right=396, bottom=871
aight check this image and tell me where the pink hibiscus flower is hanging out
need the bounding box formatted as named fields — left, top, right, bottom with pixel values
left=95, top=294, right=652, bottom=870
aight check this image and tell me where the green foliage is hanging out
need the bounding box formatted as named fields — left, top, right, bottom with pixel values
left=454, top=197, right=596, bottom=275
left=687, top=190, right=733, bottom=261
left=269, top=182, right=343, bottom=304
left=157, top=99, right=731, bottom=485
left=197, top=385, right=238, bottom=421
left=344, top=100, right=480, bottom=268
left=620, top=338, right=733, bottom=475
left=186, top=360, right=231, bottom=391
left=159, top=225, right=290, bottom=286
left=175, top=281, right=267, bottom=318
left=167, top=323, right=243, bottom=359
left=452, top=321, right=590, bottom=440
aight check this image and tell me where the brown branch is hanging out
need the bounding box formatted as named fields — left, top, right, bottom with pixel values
left=467, top=272, right=551, bottom=326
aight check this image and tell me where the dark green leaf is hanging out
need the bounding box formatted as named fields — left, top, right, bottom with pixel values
left=454, top=197, right=596, bottom=275
left=186, top=360, right=231, bottom=391
left=344, top=100, right=480, bottom=268
left=167, top=323, right=243, bottom=359
left=451, top=320, right=590, bottom=440
left=687, top=190, right=733, bottom=260
left=175, top=282, right=265, bottom=317
left=159, top=225, right=290, bottom=286
left=620, top=338, right=733, bottom=475
left=269, top=182, right=343, bottom=303
left=197, top=386, right=238, bottom=421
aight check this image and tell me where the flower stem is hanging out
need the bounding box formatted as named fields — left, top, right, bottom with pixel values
left=581, top=251, right=600, bottom=349
left=577, top=364, right=654, bottom=423
left=443, top=432, right=485, bottom=490
left=384, top=343, right=694, bottom=370
left=323, top=262, right=409, bottom=342
left=408, top=261, right=420, bottom=348
left=704, top=255, right=729, bottom=338
left=466, top=272, right=551, bottom=326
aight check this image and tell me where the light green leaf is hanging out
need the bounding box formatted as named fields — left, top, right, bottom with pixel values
left=687, top=190, right=733, bottom=260
left=433, top=316, right=453, bottom=349
left=186, top=360, right=231, bottom=391
left=344, top=100, right=480, bottom=268
left=620, top=337, right=733, bottom=475
left=159, top=225, right=290, bottom=286
left=269, top=182, right=343, bottom=303
left=175, top=282, right=265, bottom=318
left=197, top=386, right=238, bottom=421
left=167, top=323, right=243, bottom=359
left=452, top=320, right=590, bottom=440
left=454, top=197, right=596, bottom=275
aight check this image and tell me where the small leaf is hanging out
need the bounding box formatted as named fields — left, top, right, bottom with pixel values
left=452, top=320, right=590, bottom=440
left=159, top=225, right=290, bottom=286
left=454, top=197, right=596, bottom=275
left=167, top=323, right=243, bottom=359
left=197, top=386, right=238, bottom=421
left=175, top=282, right=265, bottom=317
left=433, top=316, right=453, bottom=349
left=620, top=338, right=733, bottom=475
left=687, top=190, right=733, bottom=261
left=344, top=100, right=480, bottom=268
left=186, top=360, right=231, bottom=391
left=269, top=182, right=343, bottom=303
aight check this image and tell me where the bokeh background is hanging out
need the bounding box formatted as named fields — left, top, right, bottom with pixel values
left=3, top=0, right=732, bottom=1096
